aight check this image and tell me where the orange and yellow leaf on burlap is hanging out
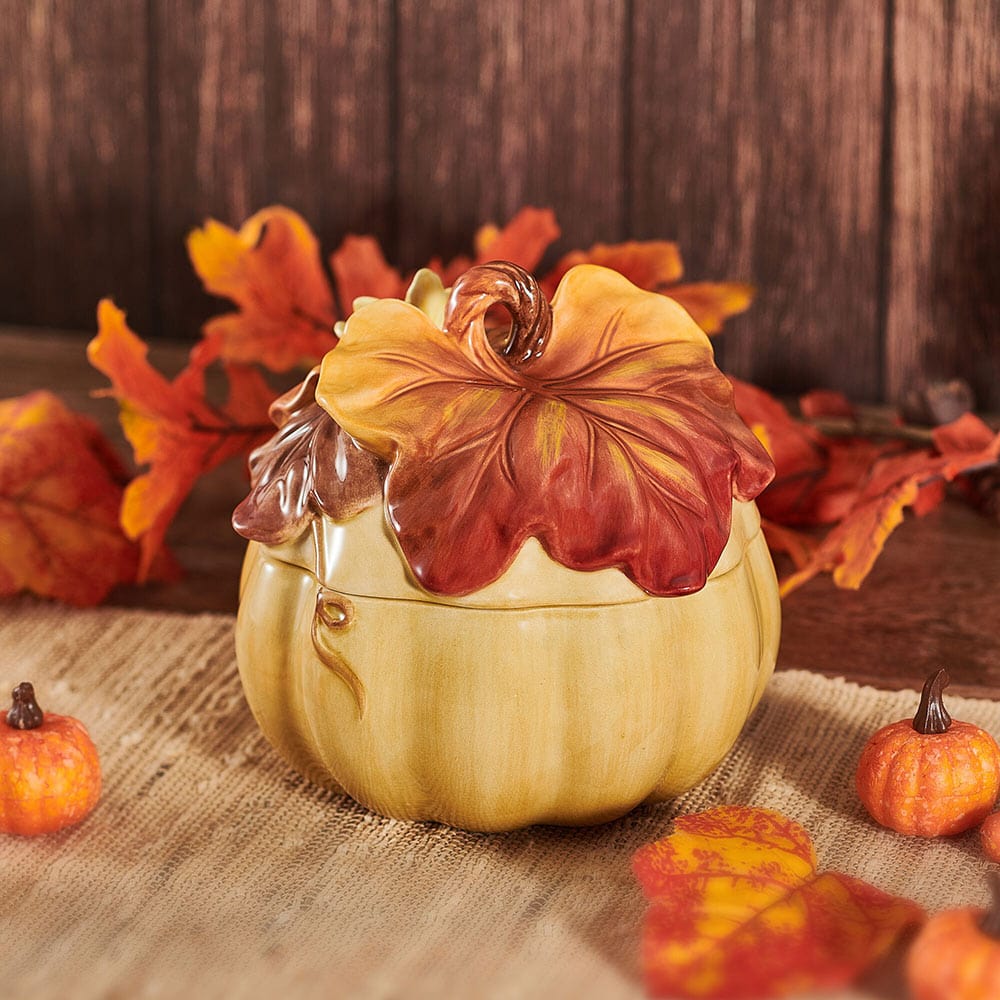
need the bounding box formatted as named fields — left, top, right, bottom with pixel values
left=88, top=301, right=275, bottom=578
left=316, top=263, right=773, bottom=597
left=633, top=806, right=924, bottom=999
left=0, top=391, right=164, bottom=605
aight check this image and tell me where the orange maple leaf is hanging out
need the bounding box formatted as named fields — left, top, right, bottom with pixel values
left=0, top=391, right=158, bottom=605
left=329, top=235, right=406, bottom=314
left=633, top=806, right=924, bottom=999
left=187, top=206, right=339, bottom=372
left=317, top=263, right=772, bottom=597
left=88, top=300, right=275, bottom=578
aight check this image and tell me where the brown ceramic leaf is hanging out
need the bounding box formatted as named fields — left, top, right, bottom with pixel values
left=316, top=262, right=773, bottom=597
left=187, top=206, right=338, bottom=372
left=633, top=806, right=924, bottom=999
left=0, top=391, right=155, bottom=605
left=88, top=300, right=276, bottom=577
left=233, top=368, right=386, bottom=545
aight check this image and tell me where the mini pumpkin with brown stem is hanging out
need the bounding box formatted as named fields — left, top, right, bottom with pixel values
left=856, top=669, right=1000, bottom=837
left=0, top=682, right=102, bottom=835
left=907, top=873, right=1000, bottom=1000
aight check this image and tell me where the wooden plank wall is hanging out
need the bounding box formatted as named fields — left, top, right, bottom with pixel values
left=1, top=0, right=997, bottom=408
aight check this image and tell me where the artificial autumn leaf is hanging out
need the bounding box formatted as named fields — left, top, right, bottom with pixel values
left=329, top=235, right=405, bottom=315
left=540, top=240, right=683, bottom=297
left=662, top=281, right=755, bottom=335
left=421, top=206, right=562, bottom=289
left=539, top=242, right=754, bottom=335
left=88, top=300, right=275, bottom=578
left=759, top=518, right=818, bottom=571
left=0, top=391, right=154, bottom=605
left=798, top=388, right=856, bottom=421
left=632, top=806, right=924, bottom=999
left=187, top=206, right=338, bottom=372
left=778, top=412, right=1000, bottom=596
left=316, top=262, right=773, bottom=597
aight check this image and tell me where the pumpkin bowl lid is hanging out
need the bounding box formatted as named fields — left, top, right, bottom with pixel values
left=235, top=262, right=774, bottom=601
left=261, top=498, right=763, bottom=609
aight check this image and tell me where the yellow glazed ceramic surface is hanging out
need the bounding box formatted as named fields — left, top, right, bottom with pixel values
left=235, top=499, right=779, bottom=832
left=233, top=262, right=781, bottom=831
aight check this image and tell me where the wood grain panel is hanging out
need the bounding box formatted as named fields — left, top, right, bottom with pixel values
left=888, top=0, right=1000, bottom=411
left=395, top=0, right=627, bottom=270
left=153, top=0, right=394, bottom=338
left=267, top=2, right=394, bottom=263
left=0, top=0, right=150, bottom=332
left=630, top=0, right=886, bottom=400
left=153, top=0, right=269, bottom=338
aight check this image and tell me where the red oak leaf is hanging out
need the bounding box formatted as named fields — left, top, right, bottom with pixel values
left=633, top=806, right=924, bottom=999
left=187, top=206, right=338, bottom=372
left=0, top=391, right=157, bottom=605
left=88, top=300, right=275, bottom=578
left=316, top=262, right=772, bottom=597
left=779, top=412, right=1000, bottom=595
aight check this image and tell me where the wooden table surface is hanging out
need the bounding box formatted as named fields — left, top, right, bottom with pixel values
left=4, top=326, right=999, bottom=700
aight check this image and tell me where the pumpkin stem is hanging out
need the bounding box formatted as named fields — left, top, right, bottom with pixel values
left=6, top=681, right=44, bottom=730
left=912, top=669, right=952, bottom=735
left=981, top=872, right=1000, bottom=939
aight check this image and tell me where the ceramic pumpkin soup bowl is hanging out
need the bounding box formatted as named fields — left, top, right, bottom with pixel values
left=233, top=261, right=780, bottom=832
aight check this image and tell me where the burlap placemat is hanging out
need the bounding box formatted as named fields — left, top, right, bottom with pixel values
left=0, top=599, right=992, bottom=1000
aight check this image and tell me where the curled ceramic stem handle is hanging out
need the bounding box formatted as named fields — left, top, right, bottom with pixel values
left=445, top=261, right=552, bottom=368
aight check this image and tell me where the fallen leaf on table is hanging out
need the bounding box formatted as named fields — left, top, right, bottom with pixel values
left=88, top=300, right=275, bottom=578
left=632, top=806, right=924, bottom=999
left=0, top=390, right=167, bottom=605
left=778, top=412, right=1000, bottom=595
left=187, top=205, right=339, bottom=372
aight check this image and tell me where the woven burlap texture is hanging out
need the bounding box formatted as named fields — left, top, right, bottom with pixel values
left=0, top=600, right=992, bottom=1000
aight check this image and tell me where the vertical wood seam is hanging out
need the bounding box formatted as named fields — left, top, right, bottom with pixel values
left=622, top=0, right=635, bottom=239
left=875, top=0, right=896, bottom=402
left=145, top=0, right=161, bottom=339
left=388, top=0, right=401, bottom=264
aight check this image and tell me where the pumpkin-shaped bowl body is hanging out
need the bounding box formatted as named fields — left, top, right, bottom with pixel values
left=235, top=497, right=779, bottom=832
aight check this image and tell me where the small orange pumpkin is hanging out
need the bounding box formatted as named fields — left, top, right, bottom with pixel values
left=0, top=682, right=102, bottom=835
left=982, top=813, right=1000, bottom=864
left=907, top=874, right=1000, bottom=1000
left=856, top=669, right=1000, bottom=836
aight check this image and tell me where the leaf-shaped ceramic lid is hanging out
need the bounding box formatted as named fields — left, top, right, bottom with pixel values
left=303, top=261, right=774, bottom=598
